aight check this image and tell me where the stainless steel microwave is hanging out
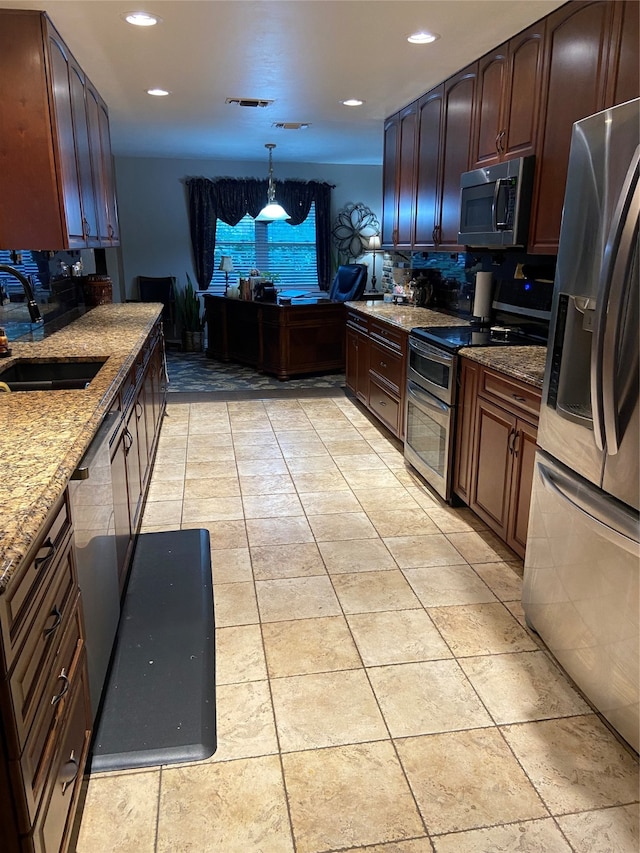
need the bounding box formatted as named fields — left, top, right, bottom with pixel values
left=458, top=155, right=535, bottom=248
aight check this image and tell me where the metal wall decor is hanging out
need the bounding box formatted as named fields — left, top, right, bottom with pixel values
left=331, top=202, right=380, bottom=261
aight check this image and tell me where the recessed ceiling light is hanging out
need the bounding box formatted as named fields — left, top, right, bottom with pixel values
left=147, top=88, right=170, bottom=97
left=341, top=99, right=364, bottom=107
left=407, top=31, right=439, bottom=44
left=123, top=11, right=162, bottom=27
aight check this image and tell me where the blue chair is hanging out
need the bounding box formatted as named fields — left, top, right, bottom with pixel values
left=328, top=264, right=368, bottom=302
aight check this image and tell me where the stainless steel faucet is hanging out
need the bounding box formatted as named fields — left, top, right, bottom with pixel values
left=0, top=264, right=43, bottom=323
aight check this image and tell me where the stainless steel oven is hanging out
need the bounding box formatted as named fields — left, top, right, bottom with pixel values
left=404, top=310, right=550, bottom=502
left=405, top=377, right=456, bottom=501
left=407, top=337, right=456, bottom=404
left=405, top=334, right=458, bottom=501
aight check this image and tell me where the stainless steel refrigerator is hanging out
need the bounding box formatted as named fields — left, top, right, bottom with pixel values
left=523, top=98, right=639, bottom=753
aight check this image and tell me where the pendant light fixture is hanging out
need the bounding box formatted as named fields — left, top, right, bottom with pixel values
left=256, top=144, right=290, bottom=222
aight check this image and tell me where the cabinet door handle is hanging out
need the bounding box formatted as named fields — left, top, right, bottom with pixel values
left=512, top=394, right=526, bottom=403
left=82, top=217, right=91, bottom=237
left=513, top=429, right=520, bottom=458
left=34, top=538, right=57, bottom=572
left=51, top=668, right=69, bottom=706
left=107, top=224, right=115, bottom=239
left=136, top=401, right=143, bottom=419
left=43, top=605, right=62, bottom=638
left=508, top=427, right=516, bottom=454
left=124, top=427, right=134, bottom=452
left=495, top=133, right=501, bottom=154
left=380, top=360, right=387, bottom=369
left=60, top=749, right=79, bottom=795
left=378, top=400, right=387, bottom=407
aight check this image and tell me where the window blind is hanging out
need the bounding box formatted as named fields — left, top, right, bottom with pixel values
left=210, top=203, right=319, bottom=294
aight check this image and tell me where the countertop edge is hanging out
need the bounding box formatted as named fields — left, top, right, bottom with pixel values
left=0, top=303, right=163, bottom=593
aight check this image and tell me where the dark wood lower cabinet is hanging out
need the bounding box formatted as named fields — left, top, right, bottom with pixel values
left=0, top=493, right=91, bottom=853
left=110, top=320, right=167, bottom=596
left=454, top=358, right=540, bottom=559
left=345, top=309, right=407, bottom=440
left=0, top=317, right=166, bottom=853
left=471, top=397, right=515, bottom=541
left=508, top=418, right=538, bottom=556
left=346, top=325, right=369, bottom=404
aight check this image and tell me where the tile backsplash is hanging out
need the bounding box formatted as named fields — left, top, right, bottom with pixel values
left=386, top=250, right=556, bottom=319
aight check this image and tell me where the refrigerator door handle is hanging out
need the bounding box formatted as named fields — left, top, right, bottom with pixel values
left=538, top=459, right=639, bottom=555
left=591, top=145, right=640, bottom=452
left=602, top=153, right=640, bottom=454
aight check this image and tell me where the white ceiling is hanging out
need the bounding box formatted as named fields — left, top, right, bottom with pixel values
left=4, top=0, right=565, bottom=165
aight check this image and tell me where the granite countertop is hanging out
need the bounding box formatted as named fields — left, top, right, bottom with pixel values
left=460, top=346, right=547, bottom=389
left=347, top=301, right=547, bottom=389
left=345, top=300, right=469, bottom=332
left=0, top=303, right=163, bottom=592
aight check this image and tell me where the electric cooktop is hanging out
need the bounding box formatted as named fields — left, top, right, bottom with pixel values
left=410, top=324, right=547, bottom=352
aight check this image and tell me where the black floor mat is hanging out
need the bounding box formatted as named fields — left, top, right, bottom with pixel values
left=89, top=529, right=216, bottom=772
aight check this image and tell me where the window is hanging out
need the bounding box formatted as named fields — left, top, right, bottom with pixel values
left=210, top=203, right=318, bottom=293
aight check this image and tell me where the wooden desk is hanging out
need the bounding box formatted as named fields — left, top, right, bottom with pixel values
left=202, top=295, right=346, bottom=380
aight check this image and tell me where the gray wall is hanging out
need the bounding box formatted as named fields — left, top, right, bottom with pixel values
left=111, top=155, right=382, bottom=301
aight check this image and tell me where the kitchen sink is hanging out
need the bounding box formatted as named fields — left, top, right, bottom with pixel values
left=0, top=357, right=108, bottom=391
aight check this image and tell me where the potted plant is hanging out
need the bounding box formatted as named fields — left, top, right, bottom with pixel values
left=175, top=273, right=202, bottom=351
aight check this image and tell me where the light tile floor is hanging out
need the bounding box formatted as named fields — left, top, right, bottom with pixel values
left=75, top=395, right=639, bottom=853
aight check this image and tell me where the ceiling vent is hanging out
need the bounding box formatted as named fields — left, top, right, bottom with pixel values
left=272, top=122, right=310, bottom=130
left=225, top=97, right=274, bottom=108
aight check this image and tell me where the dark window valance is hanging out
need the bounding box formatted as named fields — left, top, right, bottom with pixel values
left=185, top=177, right=334, bottom=290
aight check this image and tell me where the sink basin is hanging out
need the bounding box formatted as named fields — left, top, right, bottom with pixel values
left=0, top=357, right=108, bottom=391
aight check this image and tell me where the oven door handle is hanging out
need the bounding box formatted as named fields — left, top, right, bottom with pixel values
left=407, top=382, right=449, bottom=414
left=409, top=338, right=455, bottom=366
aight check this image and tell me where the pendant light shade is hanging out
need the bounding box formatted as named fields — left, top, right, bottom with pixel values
left=256, top=144, right=290, bottom=222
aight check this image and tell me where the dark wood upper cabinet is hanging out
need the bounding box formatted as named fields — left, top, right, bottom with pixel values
left=528, top=1, right=617, bottom=254
left=396, top=104, right=418, bottom=248
left=382, top=1, right=638, bottom=256
left=472, top=22, right=546, bottom=168
left=606, top=0, right=640, bottom=109
left=0, top=9, right=119, bottom=250
left=86, top=82, right=120, bottom=245
left=381, top=104, right=417, bottom=248
left=381, top=114, right=399, bottom=247
left=437, top=65, right=477, bottom=249
left=414, top=85, right=444, bottom=248
left=472, top=49, right=507, bottom=168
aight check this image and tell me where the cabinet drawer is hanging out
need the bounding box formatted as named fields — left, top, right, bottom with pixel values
left=346, top=310, right=369, bottom=334
left=479, top=367, right=541, bottom=420
left=0, top=494, right=72, bottom=673
left=19, top=601, right=85, bottom=828
left=7, top=545, right=77, bottom=757
left=369, top=378, right=401, bottom=437
left=369, top=341, right=404, bottom=395
left=370, top=321, right=406, bottom=354
left=30, top=651, right=90, bottom=853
